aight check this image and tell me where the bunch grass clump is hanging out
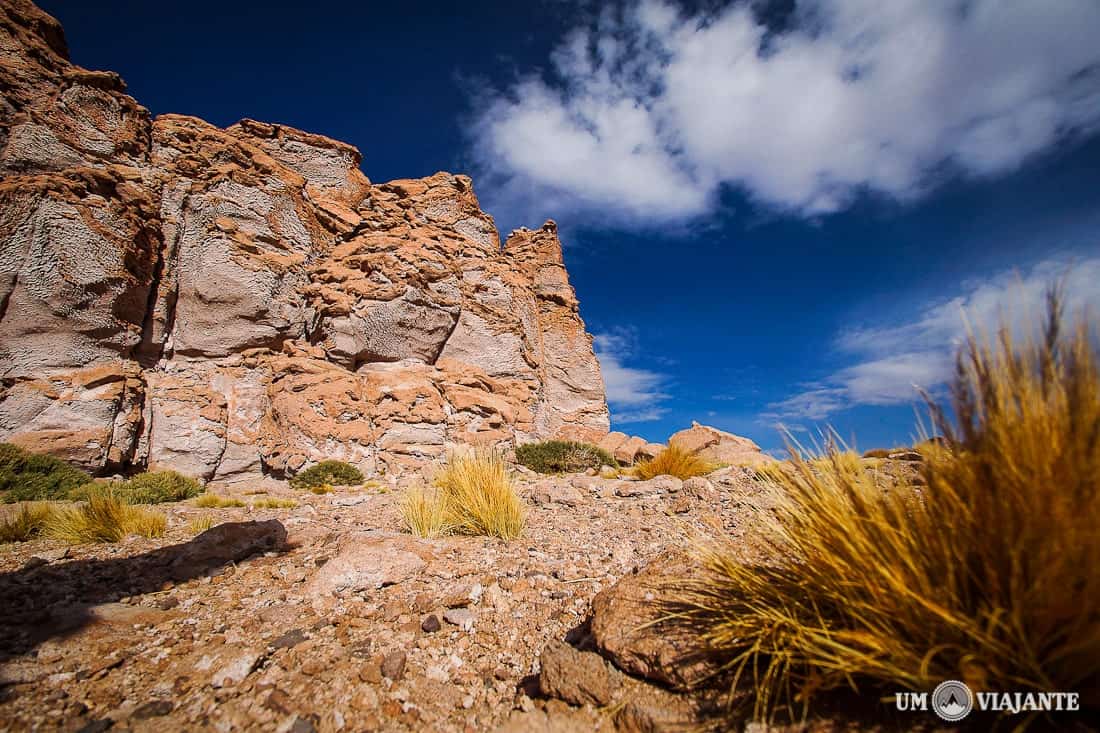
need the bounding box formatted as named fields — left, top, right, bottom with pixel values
left=252, top=498, right=298, bottom=509
left=188, top=514, right=215, bottom=534
left=401, top=487, right=450, bottom=538
left=0, top=444, right=91, bottom=502
left=514, top=440, right=617, bottom=474
left=399, top=452, right=524, bottom=540
left=665, top=290, right=1100, bottom=724
left=0, top=503, right=54, bottom=543
left=289, top=460, right=363, bottom=490
left=193, top=494, right=245, bottom=508
left=46, top=488, right=166, bottom=543
left=635, top=444, right=714, bottom=480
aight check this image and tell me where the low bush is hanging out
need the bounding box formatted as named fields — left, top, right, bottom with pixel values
left=46, top=488, right=166, bottom=543
left=663, top=291, right=1100, bottom=724
left=0, top=444, right=91, bottom=502
left=289, top=460, right=364, bottom=490
left=0, top=503, right=54, bottom=543
left=115, top=470, right=204, bottom=504
left=514, top=440, right=616, bottom=474
left=635, top=444, right=713, bottom=480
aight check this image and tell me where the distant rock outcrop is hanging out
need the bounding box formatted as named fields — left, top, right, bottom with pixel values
left=0, top=0, right=609, bottom=479
left=668, top=422, right=776, bottom=467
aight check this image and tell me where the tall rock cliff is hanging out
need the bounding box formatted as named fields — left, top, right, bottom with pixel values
left=0, top=0, right=609, bottom=480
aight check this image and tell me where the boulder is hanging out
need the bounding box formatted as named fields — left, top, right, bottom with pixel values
left=614, top=436, right=648, bottom=465
left=668, top=422, right=775, bottom=467
left=539, top=640, right=623, bottom=707
left=305, top=532, right=432, bottom=602
left=590, top=553, right=718, bottom=690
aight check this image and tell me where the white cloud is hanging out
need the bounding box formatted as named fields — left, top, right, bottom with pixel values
left=766, top=256, right=1100, bottom=420
left=473, top=0, right=1100, bottom=223
left=594, top=330, right=671, bottom=422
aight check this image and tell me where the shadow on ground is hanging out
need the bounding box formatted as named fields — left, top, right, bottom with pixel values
left=0, top=519, right=287, bottom=661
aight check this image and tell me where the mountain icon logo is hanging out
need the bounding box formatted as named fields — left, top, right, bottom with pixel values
left=932, top=680, right=974, bottom=721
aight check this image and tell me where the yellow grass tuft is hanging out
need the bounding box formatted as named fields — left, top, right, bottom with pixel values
left=188, top=514, right=215, bottom=534
left=0, top=503, right=54, bottom=543
left=635, top=443, right=714, bottom=480
left=193, top=494, right=245, bottom=508
left=401, top=451, right=524, bottom=540
left=309, top=483, right=335, bottom=495
left=400, top=487, right=450, bottom=538
left=46, top=489, right=166, bottom=544
left=664, top=289, right=1100, bottom=724
left=252, top=498, right=298, bottom=509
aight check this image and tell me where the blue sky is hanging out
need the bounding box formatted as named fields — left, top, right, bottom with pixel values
left=42, top=0, right=1100, bottom=453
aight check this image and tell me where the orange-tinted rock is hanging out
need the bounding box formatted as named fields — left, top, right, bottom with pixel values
left=668, top=421, right=776, bottom=467
left=0, top=0, right=609, bottom=479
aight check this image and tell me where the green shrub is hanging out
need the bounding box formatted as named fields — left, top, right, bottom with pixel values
left=289, top=460, right=363, bottom=490
left=115, top=470, right=204, bottom=504
left=514, top=440, right=616, bottom=474
left=0, top=443, right=91, bottom=502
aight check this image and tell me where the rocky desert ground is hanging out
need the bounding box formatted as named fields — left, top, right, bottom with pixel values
left=0, top=458, right=794, bottom=733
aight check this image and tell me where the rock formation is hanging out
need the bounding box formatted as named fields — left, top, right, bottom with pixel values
left=668, top=421, right=776, bottom=467
left=0, top=0, right=609, bottom=480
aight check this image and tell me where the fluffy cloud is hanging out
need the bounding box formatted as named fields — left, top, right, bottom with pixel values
left=593, top=330, right=670, bottom=422
left=766, top=257, right=1100, bottom=420
left=473, top=0, right=1100, bottom=223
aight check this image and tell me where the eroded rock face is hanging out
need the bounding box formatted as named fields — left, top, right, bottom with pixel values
left=0, top=0, right=609, bottom=478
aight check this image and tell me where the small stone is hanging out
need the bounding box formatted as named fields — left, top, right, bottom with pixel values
left=381, top=650, right=406, bottom=681
left=131, top=700, right=173, bottom=719
left=442, top=608, right=475, bottom=631
left=270, top=628, right=308, bottom=650
left=421, top=614, right=441, bottom=633
left=156, top=596, right=180, bottom=611
left=359, top=662, right=383, bottom=684
left=209, top=648, right=260, bottom=688
left=289, top=716, right=318, bottom=733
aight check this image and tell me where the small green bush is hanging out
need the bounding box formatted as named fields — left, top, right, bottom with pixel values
left=116, top=470, right=204, bottom=504
left=0, top=443, right=92, bottom=502
left=289, top=460, right=364, bottom=490
left=514, top=440, right=616, bottom=474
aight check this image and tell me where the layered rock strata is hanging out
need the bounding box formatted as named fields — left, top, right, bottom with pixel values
left=0, top=0, right=609, bottom=480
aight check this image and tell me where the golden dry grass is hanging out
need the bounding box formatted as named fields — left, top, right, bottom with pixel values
left=46, top=489, right=166, bottom=544
left=400, top=452, right=524, bottom=540
left=251, top=498, right=298, bottom=509
left=193, top=494, right=245, bottom=508
left=400, top=487, right=450, bottom=538
left=0, top=503, right=53, bottom=543
left=187, top=514, right=215, bottom=534
left=635, top=443, right=714, bottom=480
left=309, top=483, right=335, bottom=495
left=664, top=290, right=1100, bottom=724
left=434, top=451, right=525, bottom=539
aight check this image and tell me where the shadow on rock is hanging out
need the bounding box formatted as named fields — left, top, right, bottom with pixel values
left=0, top=520, right=287, bottom=662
